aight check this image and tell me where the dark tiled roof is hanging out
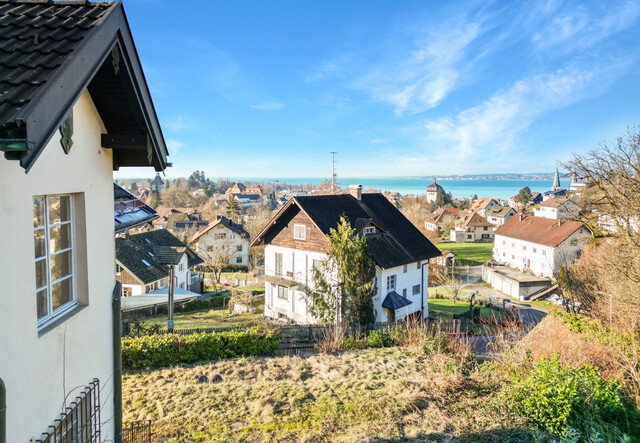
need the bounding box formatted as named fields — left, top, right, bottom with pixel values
left=116, top=229, right=203, bottom=284
left=253, top=193, right=441, bottom=270
left=0, top=1, right=113, bottom=124
left=382, top=291, right=412, bottom=310
left=190, top=215, right=250, bottom=243
left=0, top=1, right=168, bottom=171
left=113, top=183, right=157, bottom=233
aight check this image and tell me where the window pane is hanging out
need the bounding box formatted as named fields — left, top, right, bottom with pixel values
left=34, top=229, right=45, bottom=258
left=52, top=277, right=73, bottom=310
left=51, top=250, right=72, bottom=282
left=33, top=197, right=45, bottom=227
left=49, top=223, right=72, bottom=252
left=35, top=258, right=47, bottom=289
left=48, top=195, right=71, bottom=224
left=37, top=288, right=49, bottom=319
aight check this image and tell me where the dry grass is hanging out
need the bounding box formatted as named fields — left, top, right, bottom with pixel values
left=123, top=347, right=533, bottom=442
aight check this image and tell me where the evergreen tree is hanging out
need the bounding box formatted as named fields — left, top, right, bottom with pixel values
left=517, top=186, right=532, bottom=206
left=307, top=216, right=376, bottom=326
left=226, top=195, right=240, bottom=222
left=129, top=181, right=138, bottom=193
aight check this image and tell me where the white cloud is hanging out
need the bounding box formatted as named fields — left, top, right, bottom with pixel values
left=369, top=138, right=387, bottom=144
left=166, top=139, right=185, bottom=156
left=422, top=58, right=632, bottom=172
left=358, top=17, right=485, bottom=115
left=165, top=115, right=190, bottom=131
left=532, top=1, right=640, bottom=52
left=249, top=102, right=285, bottom=111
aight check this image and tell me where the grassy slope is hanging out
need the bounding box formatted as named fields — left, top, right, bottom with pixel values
left=437, top=242, right=494, bottom=266
left=123, top=348, right=533, bottom=442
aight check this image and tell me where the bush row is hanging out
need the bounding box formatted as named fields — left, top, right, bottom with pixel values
left=121, top=328, right=279, bottom=369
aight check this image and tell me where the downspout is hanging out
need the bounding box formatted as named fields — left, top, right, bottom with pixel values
left=421, top=261, right=428, bottom=318
left=0, top=377, right=6, bottom=443
left=112, top=282, right=123, bottom=443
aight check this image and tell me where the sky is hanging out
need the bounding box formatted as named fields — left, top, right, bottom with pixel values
left=115, top=0, right=640, bottom=179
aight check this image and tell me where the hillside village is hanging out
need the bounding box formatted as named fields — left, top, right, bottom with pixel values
left=1, top=1, right=639, bottom=443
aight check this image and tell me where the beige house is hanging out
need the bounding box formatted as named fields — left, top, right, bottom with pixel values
left=190, top=215, right=251, bottom=267
left=0, top=2, right=168, bottom=441
left=450, top=212, right=494, bottom=242
left=485, top=206, right=517, bottom=226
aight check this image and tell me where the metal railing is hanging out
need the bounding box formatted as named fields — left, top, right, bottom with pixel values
left=35, top=379, right=100, bottom=443
left=123, top=420, right=152, bottom=443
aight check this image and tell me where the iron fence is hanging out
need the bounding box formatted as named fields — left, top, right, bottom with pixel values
left=123, top=420, right=152, bottom=443
left=35, top=379, right=100, bottom=443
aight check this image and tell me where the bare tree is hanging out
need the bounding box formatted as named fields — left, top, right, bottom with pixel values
left=193, top=236, right=237, bottom=284
left=449, top=274, right=461, bottom=305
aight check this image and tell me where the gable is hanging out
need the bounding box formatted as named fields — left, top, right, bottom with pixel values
left=267, top=204, right=327, bottom=253
left=0, top=1, right=168, bottom=172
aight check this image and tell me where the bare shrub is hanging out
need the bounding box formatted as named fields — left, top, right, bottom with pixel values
left=316, top=324, right=346, bottom=353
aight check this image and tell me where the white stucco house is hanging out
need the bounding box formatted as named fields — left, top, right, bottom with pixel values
left=533, top=198, right=579, bottom=220
left=250, top=186, right=442, bottom=324
left=116, top=229, right=204, bottom=296
left=468, top=198, right=500, bottom=217
left=0, top=2, right=168, bottom=441
left=485, top=206, right=517, bottom=226
left=190, top=214, right=251, bottom=267
left=493, top=215, right=591, bottom=278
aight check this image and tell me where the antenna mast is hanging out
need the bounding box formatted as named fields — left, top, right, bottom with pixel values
left=330, top=151, right=337, bottom=194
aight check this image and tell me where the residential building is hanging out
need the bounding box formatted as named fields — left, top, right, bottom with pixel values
left=449, top=212, right=494, bottom=242
left=468, top=197, right=499, bottom=217
left=190, top=215, right=251, bottom=266
left=384, top=191, right=403, bottom=203
left=0, top=2, right=168, bottom=440
left=508, top=192, right=542, bottom=209
left=234, top=193, right=262, bottom=207
left=250, top=185, right=441, bottom=324
left=116, top=230, right=204, bottom=296
left=425, top=178, right=444, bottom=203
left=165, top=212, right=209, bottom=238
left=152, top=206, right=199, bottom=230
left=424, top=207, right=459, bottom=232
left=493, top=215, right=591, bottom=278
left=533, top=198, right=579, bottom=220
left=485, top=206, right=517, bottom=226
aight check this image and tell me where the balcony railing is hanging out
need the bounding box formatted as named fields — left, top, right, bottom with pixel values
left=35, top=379, right=100, bottom=443
left=114, top=198, right=146, bottom=214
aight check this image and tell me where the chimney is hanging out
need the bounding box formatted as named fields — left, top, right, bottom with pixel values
left=518, top=213, right=522, bottom=222
left=124, top=229, right=130, bottom=240
left=349, top=184, right=363, bottom=200
left=217, top=214, right=222, bottom=220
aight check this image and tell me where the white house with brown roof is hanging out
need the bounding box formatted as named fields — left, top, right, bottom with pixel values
left=190, top=215, right=251, bottom=266
left=250, top=186, right=441, bottom=324
left=485, top=206, right=517, bottom=226
left=468, top=198, right=500, bottom=216
left=425, top=207, right=459, bottom=232
left=533, top=198, right=579, bottom=220
left=493, top=215, right=591, bottom=278
left=450, top=212, right=494, bottom=242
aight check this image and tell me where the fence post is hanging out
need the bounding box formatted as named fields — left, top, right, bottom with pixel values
left=308, top=325, right=312, bottom=342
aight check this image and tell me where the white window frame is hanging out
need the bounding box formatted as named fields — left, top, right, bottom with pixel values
left=34, top=195, right=77, bottom=327
left=386, top=275, right=396, bottom=291
left=412, top=284, right=420, bottom=295
left=294, top=224, right=306, bottom=240
left=277, top=285, right=289, bottom=300
left=115, top=263, right=122, bottom=275
left=363, top=226, right=375, bottom=235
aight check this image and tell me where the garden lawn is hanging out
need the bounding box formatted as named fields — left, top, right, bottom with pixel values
left=142, top=301, right=266, bottom=331
left=428, top=298, right=504, bottom=321
left=437, top=242, right=494, bottom=266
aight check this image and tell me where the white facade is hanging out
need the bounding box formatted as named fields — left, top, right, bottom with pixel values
left=486, top=208, right=516, bottom=226
left=450, top=224, right=494, bottom=242
left=0, top=92, right=116, bottom=440
left=493, top=228, right=590, bottom=278
left=192, top=223, right=250, bottom=266
left=534, top=200, right=579, bottom=220
left=263, top=244, right=429, bottom=323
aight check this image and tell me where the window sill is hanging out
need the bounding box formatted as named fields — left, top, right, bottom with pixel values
left=38, top=304, right=87, bottom=337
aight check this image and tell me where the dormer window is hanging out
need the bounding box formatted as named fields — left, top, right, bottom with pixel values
left=294, top=224, right=306, bottom=240
left=363, top=226, right=376, bottom=235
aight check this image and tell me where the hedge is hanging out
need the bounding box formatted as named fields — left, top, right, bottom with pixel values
left=122, top=328, right=279, bottom=369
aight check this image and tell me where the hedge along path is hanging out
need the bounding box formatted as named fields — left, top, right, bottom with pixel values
left=121, top=328, right=280, bottom=370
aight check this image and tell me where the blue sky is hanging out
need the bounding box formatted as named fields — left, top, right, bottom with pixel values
left=115, top=0, right=640, bottom=179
